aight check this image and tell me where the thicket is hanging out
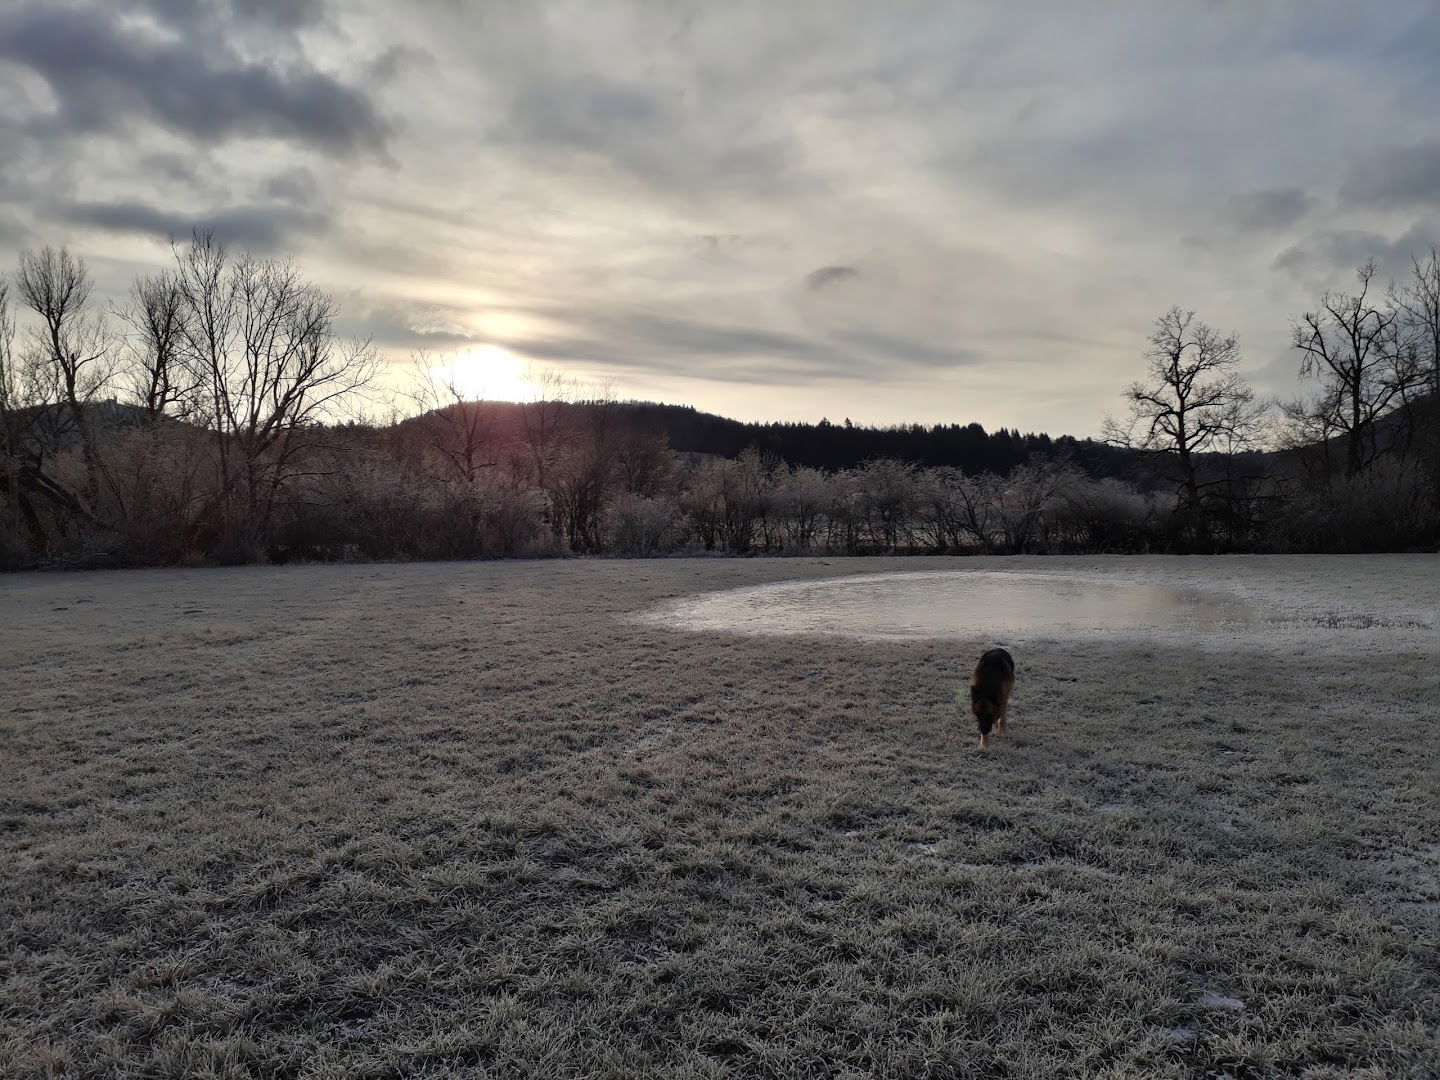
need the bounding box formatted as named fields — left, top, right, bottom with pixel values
left=2, top=236, right=1435, bottom=569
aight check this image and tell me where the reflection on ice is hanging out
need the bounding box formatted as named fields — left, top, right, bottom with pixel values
left=643, top=571, right=1267, bottom=640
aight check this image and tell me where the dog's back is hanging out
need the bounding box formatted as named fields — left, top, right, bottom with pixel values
left=970, top=647, right=1016, bottom=748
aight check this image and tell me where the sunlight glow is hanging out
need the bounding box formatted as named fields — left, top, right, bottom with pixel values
left=428, top=344, right=534, bottom=402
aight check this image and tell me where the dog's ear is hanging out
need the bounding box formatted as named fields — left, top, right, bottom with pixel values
left=970, top=686, right=982, bottom=701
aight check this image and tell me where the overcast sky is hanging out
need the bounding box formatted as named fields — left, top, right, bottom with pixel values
left=3, top=0, right=1439, bottom=436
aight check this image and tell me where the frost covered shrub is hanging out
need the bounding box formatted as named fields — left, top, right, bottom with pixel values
left=1269, top=459, right=1435, bottom=552
left=676, top=460, right=726, bottom=551
left=852, top=458, right=920, bottom=551
left=1055, top=475, right=1161, bottom=552
left=677, top=453, right=775, bottom=552
left=608, top=491, right=678, bottom=556
left=319, top=466, right=554, bottom=561
left=332, top=460, right=430, bottom=560
left=776, top=465, right=830, bottom=552
left=475, top=478, right=554, bottom=557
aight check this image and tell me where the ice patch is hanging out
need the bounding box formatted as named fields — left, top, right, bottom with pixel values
left=635, top=565, right=1435, bottom=644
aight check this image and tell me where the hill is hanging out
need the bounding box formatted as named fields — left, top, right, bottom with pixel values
left=396, top=398, right=1146, bottom=477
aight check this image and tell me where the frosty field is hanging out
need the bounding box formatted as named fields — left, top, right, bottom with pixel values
left=3, top=555, right=1439, bottom=1078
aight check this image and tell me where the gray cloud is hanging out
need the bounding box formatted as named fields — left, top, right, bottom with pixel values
left=1274, top=219, right=1440, bottom=285
left=805, top=266, right=860, bottom=290
left=143, top=0, right=328, bottom=32
left=230, top=0, right=328, bottom=30
left=562, top=313, right=851, bottom=383
left=459, top=305, right=991, bottom=389
left=511, top=78, right=667, bottom=153
left=337, top=298, right=484, bottom=353
left=1274, top=229, right=1389, bottom=278
left=61, top=200, right=329, bottom=250
left=264, top=168, right=321, bottom=206
left=8, top=2, right=1440, bottom=433
left=1229, top=188, right=1316, bottom=232
left=1341, top=141, right=1440, bottom=209
left=0, top=3, right=384, bottom=151
left=142, top=153, right=205, bottom=187
left=832, top=330, right=983, bottom=371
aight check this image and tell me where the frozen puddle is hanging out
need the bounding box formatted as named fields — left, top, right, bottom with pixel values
left=640, top=570, right=1271, bottom=640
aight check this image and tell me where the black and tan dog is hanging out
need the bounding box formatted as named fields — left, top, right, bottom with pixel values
left=969, top=647, right=1015, bottom=749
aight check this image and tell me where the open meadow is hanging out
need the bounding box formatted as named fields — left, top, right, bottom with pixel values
left=3, top=555, right=1439, bottom=1079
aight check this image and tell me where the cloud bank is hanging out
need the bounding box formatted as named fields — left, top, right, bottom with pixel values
left=3, top=0, right=1440, bottom=434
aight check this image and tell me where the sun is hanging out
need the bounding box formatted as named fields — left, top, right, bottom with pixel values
left=429, top=344, right=534, bottom=403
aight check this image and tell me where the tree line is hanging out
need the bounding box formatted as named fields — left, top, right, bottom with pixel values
left=576, top=400, right=1142, bottom=477
left=1, top=234, right=1436, bottom=569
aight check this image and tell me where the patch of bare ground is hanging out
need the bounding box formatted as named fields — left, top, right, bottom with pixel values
left=2, top=555, right=1438, bottom=1078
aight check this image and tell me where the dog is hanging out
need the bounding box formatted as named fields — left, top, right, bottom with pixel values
left=969, top=647, right=1015, bottom=750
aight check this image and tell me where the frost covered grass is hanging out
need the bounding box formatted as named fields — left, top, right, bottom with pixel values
left=3, top=555, right=1438, bottom=1078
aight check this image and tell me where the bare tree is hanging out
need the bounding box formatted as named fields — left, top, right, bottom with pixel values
left=914, top=467, right=967, bottom=552
left=1389, top=248, right=1440, bottom=513
left=678, top=458, right=727, bottom=550
left=1055, top=474, right=1159, bottom=553
left=0, top=277, right=27, bottom=551
left=172, top=231, right=377, bottom=550
left=953, top=471, right=1002, bottom=553
left=550, top=381, right=620, bottom=553
left=517, top=365, right=574, bottom=493
left=778, top=464, right=829, bottom=550
left=996, top=458, right=1077, bottom=554
left=854, top=458, right=918, bottom=551
left=613, top=428, right=675, bottom=499
left=719, top=447, right=775, bottom=552
left=16, top=247, right=112, bottom=504
left=114, top=270, right=194, bottom=424
left=0, top=278, right=17, bottom=439
left=1286, top=261, right=1410, bottom=478
left=823, top=469, right=862, bottom=555
left=407, top=352, right=497, bottom=485
left=1105, top=306, right=1267, bottom=544
left=678, top=448, right=775, bottom=553
left=1394, top=248, right=1440, bottom=403
left=0, top=273, right=102, bottom=554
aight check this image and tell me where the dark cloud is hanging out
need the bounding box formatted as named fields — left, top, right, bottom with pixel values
left=9, top=2, right=1440, bottom=431
left=805, top=266, right=860, bottom=290
left=1274, top=229, right=1388, bottom=278
left=339, top=299, right=482, bottom=352
left=833, top=330, right=982, bottom=370
left=1229, top=188, right=1316, bottom=231
left=230, top=0, right=328, bottom=30
left=486, top=49, right=809, bottom=199
left=0, top=212, right=31, bottom=248
left=142, top=153, right=204, bottom=187
left=507, top=330, right=855, bottom=386
left=367, top=44, right=431, bottom=84
left=443, top=307, right=862, bottom=385
left=142, top=0, right=328, bottom=32
left=1274, top=219, right=1440, bottom=284
left=0, top=3, right=384, bottom=151
left=622, top=314, right=839, bottom=364
left=263, top=168, right=321, bottom=206
left=61, top=200, right=329, bottom=250
left=1341, top=141, right=1440, bottom=209
left=470, top=305, right=992, bottom=388
left=512, top=78, right=666, bottom=152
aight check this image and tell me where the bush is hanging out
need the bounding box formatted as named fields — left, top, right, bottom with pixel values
left=608, top=492, right=678, bottom=556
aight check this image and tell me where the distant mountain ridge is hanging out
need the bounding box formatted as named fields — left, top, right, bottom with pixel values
left=400, top=398, right=1146, bottom=477
left=26, top=396, right=1137, bottom=477
left=37, top=392, right=1435, bottom=481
